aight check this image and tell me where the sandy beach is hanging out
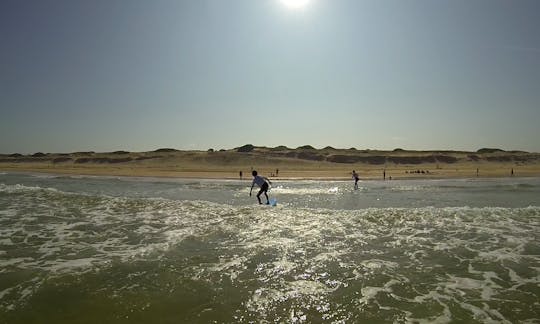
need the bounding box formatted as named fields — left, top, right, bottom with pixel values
left=1, top=146, right=539, bottom=180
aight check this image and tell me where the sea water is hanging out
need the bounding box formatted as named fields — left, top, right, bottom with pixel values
left=0, top=172, right=539, bottom=323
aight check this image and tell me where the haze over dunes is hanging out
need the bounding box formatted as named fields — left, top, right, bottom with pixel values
left=1, top=145, right=539, bottom=179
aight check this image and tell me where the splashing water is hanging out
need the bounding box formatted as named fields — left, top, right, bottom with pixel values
left=1, top=173, right=539, bottom=323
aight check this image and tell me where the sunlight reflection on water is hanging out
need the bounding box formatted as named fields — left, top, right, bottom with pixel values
left=1, top=174, right=540, bottom=322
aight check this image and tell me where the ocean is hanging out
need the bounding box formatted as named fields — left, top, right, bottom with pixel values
left=1, top=172, right=539, bottom=323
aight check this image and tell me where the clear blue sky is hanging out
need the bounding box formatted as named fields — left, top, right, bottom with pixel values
left=1, top=0, right=539, bottom=153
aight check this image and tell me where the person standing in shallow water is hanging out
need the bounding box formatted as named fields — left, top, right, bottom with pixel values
left=250, top=170, right=272, bottom=204
left=352, top=170, right=360, bottom=190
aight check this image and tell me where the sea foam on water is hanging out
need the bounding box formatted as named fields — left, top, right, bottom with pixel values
left=1, top=173, right=539, bottom=322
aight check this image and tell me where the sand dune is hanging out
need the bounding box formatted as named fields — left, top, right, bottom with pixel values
left=1, top=145, right=539, bottom=179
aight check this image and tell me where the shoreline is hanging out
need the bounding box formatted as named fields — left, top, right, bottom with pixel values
left=1, top=167, right=538, bottom=182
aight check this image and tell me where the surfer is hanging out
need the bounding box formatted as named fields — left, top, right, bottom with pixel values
left=250, top=170, right=272, bottom=204
left=352, top=170, right=360, bottom=190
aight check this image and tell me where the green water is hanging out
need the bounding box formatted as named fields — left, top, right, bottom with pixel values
left=1, top=174, right=539, bottom=323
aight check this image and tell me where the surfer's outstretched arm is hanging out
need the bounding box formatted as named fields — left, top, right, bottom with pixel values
left=249, top=182, right=255, bottom=196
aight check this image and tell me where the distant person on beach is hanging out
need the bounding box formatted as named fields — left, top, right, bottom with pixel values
left=352, top=170, right=360, bottom=190
left=239, top=170, right=243, bottom=180
left=250, top=170, right=272, bottom=204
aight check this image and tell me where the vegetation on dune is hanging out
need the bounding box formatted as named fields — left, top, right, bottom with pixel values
left=297, top=145, right=315, bottom=150
left=477, top=148, right=505, bottom=153
left=72, top=151, right=95, bottom=156
left=0, top=145, right=539, bottom=167
left=236, top=144, right=255, bottom=152
left=154, top=148, right=178, bottom=153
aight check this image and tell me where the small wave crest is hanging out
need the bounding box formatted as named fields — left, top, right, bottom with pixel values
left=0, top=183, right=60, bottom=194
left=271, top=185, right=342, bottom=195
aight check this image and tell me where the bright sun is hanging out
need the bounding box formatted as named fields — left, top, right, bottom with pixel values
left=280, top=0, right=310, bottom=10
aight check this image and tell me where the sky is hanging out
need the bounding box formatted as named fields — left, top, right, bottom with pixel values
left=1, top=0, right=539, bottom=154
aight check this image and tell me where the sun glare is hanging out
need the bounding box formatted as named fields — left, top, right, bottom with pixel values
left=280, top=0, right=310, bottom=10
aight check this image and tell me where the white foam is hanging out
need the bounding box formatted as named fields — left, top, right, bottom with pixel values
left=0, top=183, right=60, bottom=193
left=0, top=257, right=33, bottom=268
left=246, top=279, right=332, bottom=315
left=267, top=186, right=343, bottom=195
left=2, top=177, right=540, bottom=321
left=271, top=257, right=296, bottom=275
left=360, top=259, right=399, bottom=271
left=0, top=238, right=13, bottom=246
left=46, top=258, right=97, bottom=273
left=0, top=287, right=13, bottom=300
left=208, top=255, right=248, bottom=281
left=359, top=279, right=401, bottom=306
